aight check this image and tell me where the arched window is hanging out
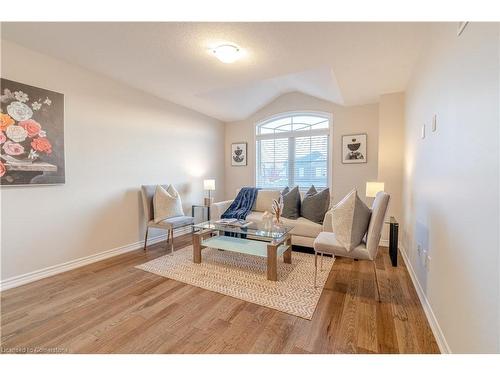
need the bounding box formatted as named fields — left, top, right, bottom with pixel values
left=255, top=112, right=331, bottom=190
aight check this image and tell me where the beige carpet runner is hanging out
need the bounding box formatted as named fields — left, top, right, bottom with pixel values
left=136, top=245, right=334, bottom=320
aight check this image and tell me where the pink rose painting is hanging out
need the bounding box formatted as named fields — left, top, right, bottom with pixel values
left=3, top=141, right=25, bottom=156
left=1, top=78, right=65, bottom=185
left=20, top=119, right=42, bottom=137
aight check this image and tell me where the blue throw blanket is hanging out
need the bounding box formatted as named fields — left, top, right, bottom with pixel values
left=221, top=187, right=258, bottom=220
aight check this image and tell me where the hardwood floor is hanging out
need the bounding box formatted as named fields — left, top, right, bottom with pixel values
left=0, top=235, right=440, bottom=354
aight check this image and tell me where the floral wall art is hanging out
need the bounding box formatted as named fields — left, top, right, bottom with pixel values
left=0, top=78, right=65, bottom=185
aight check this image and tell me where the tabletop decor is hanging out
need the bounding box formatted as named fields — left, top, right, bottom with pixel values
left=272, top=195, right=284, bottom=224
left=0, top=78, right=65, bottom=185
left=262, top=210, right=274, bottom=231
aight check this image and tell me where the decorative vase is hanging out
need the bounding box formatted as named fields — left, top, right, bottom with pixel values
left=262, top=211, right=273, bottom=231
left=272, top=196, right=284, bottom=226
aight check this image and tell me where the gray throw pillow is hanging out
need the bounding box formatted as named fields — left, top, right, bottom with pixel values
left=304, top=185, right=316, bottom=196
left=331, top=189, right=371, bottom=251
left=301, top=185, right=330, bottom=224
left=281, top=186, right=300, bottom=219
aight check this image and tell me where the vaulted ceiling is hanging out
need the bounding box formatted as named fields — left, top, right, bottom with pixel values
left=2, top=22, right=428, bottom=122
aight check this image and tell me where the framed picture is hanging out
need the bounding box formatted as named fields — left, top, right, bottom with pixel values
left=231, top=142, right=247, bottom=166
left=342, top=134, right=367, bottom=164
left=1, top=78, right=65, bottom=185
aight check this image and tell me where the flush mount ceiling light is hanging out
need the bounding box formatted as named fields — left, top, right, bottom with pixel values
left=212, top=44, right=241, bottom=64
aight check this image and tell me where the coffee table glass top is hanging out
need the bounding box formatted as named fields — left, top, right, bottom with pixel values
left=192, top=220, right=293, bottom=240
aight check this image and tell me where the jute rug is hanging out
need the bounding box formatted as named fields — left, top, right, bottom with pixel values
left=135, top=245, right=334, bottom=320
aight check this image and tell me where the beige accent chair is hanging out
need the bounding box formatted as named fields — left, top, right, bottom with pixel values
left=313, top=191, right=390, bottom=301
left=141, top=185, right=194, bottom=254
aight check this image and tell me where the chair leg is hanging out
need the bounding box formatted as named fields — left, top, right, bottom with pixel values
left=314, top=251, right=318, bottom=288
left=320, top=252, right=323, bottom=271
left=165, top=228, right=171, bottom=253
left=169, top=228, right=174, bottom=256
left=143, top=227, right=149, bottom=251
left=373, top=260, right=381, bottom=303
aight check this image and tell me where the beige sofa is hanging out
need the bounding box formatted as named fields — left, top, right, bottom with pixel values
left=211, top=189, right=334, bottom=248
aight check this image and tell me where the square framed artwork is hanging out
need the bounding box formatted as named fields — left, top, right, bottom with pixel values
left=231, top=142, right=247, bottom=166
left=342, top=134, right=367, bottom=164
left=1, top=78, right=65, bottom=185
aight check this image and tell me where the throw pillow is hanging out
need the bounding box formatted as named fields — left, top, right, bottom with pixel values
left=153, top=185, right=184, bottom=223
left=253, top=189, right=281, bottom=212
left=281, top=186, right=301, bottom=219
left=331, top=189, right=371, bottom=251
left=301, top=185, right=330, bottom=224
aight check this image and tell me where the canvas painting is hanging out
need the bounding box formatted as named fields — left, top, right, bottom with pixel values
left=0, top=78, right=65, bottom=185
left=231, top=142, right=247, bottom=166
left=342, top=134, right=367, bottom=164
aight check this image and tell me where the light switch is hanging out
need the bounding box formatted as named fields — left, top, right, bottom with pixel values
left=432, top=114, right=437, bottom=132
left=421, top=124, right=426, bottom=139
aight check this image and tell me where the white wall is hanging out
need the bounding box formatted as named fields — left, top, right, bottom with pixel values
left=378, top=92, right=405, bottom=241
left=404, top=23, right=499, bottom=353
left=0, top=41, right=225, bottom=281
left=224, top=92, right=379, bottom=206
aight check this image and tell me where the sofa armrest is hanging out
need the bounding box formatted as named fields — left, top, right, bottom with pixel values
left=322, top=208, right=334, bottom=232
left=210, top=200, right=233, bottom=220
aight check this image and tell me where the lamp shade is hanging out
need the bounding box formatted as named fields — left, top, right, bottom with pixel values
left=366, top=182, right=385, bottom=198
left=203, top=179, right=216, bottom=191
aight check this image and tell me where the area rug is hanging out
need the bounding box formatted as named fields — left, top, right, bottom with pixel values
left=135, top=245, right=334, bottom=320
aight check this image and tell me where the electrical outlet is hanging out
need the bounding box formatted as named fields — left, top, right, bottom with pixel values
left=421, top=124, right=426, bottom=139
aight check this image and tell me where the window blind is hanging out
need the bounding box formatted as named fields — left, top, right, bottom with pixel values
left=294, top=135, right=328, bottom=189
left=256, top=137, right=289, bottom=188
left=255, top=113, right=330, bottom=190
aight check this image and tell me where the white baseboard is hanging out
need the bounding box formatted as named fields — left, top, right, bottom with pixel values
left=380, top=239, right=389, bottom=247
left=399, top=245, right=451, bottom=354
left=0, top=227, right=192, bottom=292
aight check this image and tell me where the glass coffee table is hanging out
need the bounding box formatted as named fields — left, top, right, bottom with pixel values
left=192, top=220, right=293, bottom=281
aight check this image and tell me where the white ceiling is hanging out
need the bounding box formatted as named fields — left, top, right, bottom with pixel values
left=1, top=22, right=428, bottom=122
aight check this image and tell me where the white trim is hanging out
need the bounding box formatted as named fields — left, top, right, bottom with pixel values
left=256, top=128, right=329, bottom=141
left=399, top=245, right=451, bottom=354
left=378, top=238, right=449, bottom=353
left=0, top=226, right=192, bottom=291
left=255, top=110, right=332, bottom=131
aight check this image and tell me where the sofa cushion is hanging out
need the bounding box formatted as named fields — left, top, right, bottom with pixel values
left=252, top=189, right=281, bottom=212
left=246, top=211, right=265, bottom=223
left=149, top=215, right=194, bottom=229
left=246, top=211, right=322, bottom=239
left=330, top=189, right=371, bottom=251
left=281, top=186, right=301, bottom=219
left=301, top=186, right=330, bottom=224
left=282, top=216, right=322, bottom=238
left=313, top=232, right=371, bottom=260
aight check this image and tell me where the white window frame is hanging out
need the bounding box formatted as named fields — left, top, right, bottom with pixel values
left=254, top=111, right=333, bottom=191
